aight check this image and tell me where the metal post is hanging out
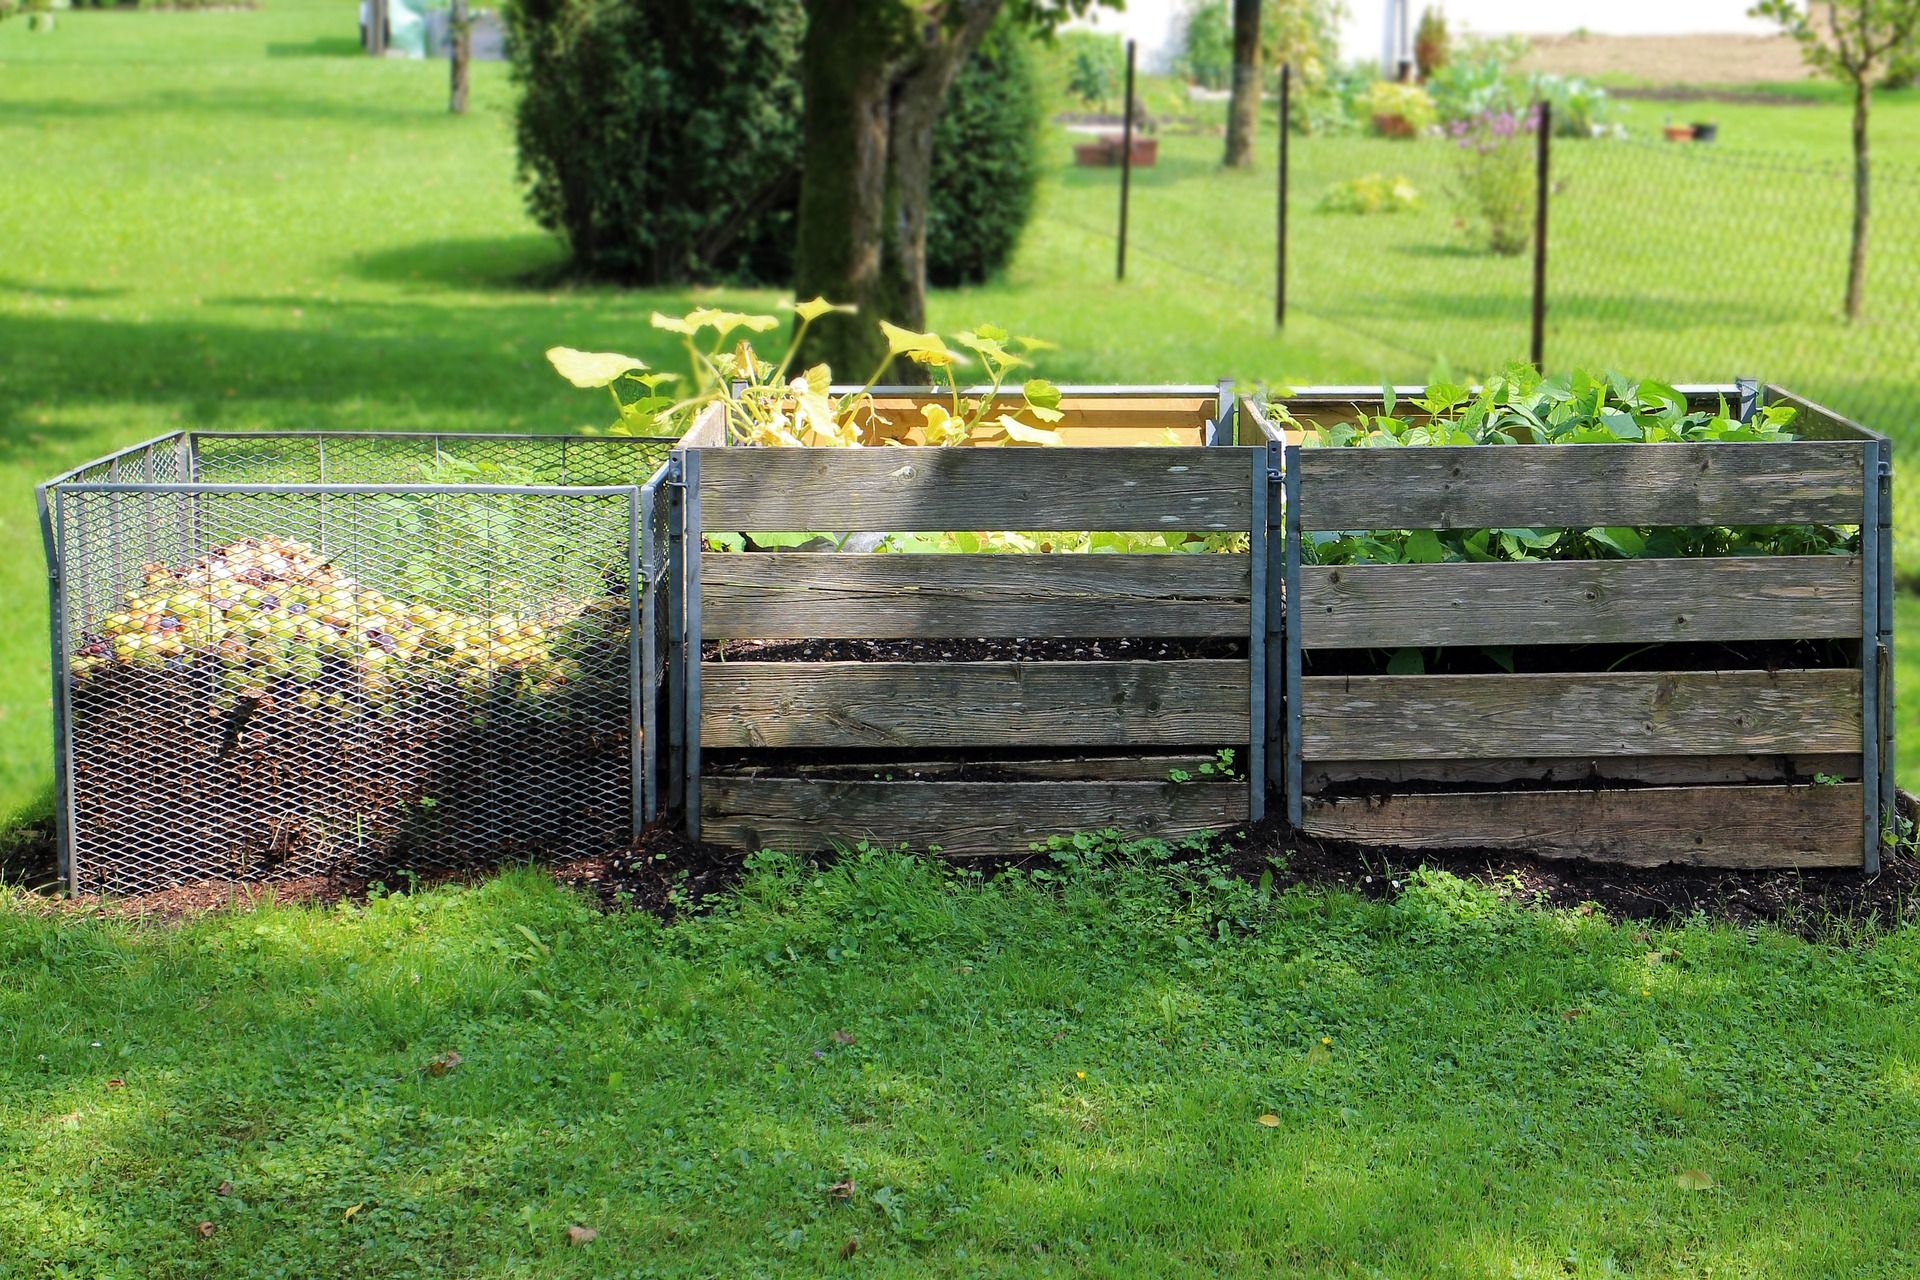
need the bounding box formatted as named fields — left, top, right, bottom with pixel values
left=1247, top=452, right=1267, bottom=822
left=1283, top=445, right=1303, bottom=828
left=1117, top=38, right=1136, bottom=283
left=664, top=454, right=686, bottom=812
left=1213, top=378, right=1236, bottom=446
left=1276, top=63, right=1290, bottom=328
left=683, top=450, right=703, bottom=840
left=626, top=489, right=645, bottom=838
left=1264, top=439, right=1284, bottom=812
left=1530, top=101, right=1551, bottom=369
left=37, top=485, right=73, bottom=893
left=1735, top=376, right=1759, bottom=423
left=1862, top=442, right=1882, bottom=873
left=1878, top=439, right=1896, bottom=855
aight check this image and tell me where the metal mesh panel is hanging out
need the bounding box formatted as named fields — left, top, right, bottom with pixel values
left=48, top=432, right=673, bottom=895
left=191, top=432, right=671, bottom=487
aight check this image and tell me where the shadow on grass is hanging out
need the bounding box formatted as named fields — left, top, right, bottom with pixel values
left=264, top=36, right=364, bottom=58
left=347, top=235, right=570, bottom=291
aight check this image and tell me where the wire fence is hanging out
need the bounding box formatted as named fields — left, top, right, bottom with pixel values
left=1042, top=120, right=1920, bottom=572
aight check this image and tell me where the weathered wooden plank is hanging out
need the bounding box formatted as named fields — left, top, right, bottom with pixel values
left=1300, top=669, right=1861, bottom=760
left=1304, top=753, right=1859, bottom=789
left=701, top=553, right=1251, bottom=639
left=1300, top=557, right=1863, bottom=647
left=1296, top=442, right=1866, bottom=530
left=701, top=660, right=1251, bottom=748
left=678, top=402, right=727, bottom=448
left=695, top=447, right=1254, bottom=532
left=702, top=777, right=1248, bottom=856
left=1302, top=783, right=1864, bottom=869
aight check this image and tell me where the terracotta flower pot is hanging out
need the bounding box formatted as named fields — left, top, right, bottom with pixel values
left=1373, top=113, right=1417, bottom=138
left=1664, top=124, right=1695, bottom=142
left=1072, top=134, right=1158, bottom=167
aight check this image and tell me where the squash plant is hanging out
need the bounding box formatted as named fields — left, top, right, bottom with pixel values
left=546, top=300, right=1067, bottom=449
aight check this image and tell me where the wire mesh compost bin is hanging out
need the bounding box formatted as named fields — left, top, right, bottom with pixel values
left=38, top=431, right=676, bottom=894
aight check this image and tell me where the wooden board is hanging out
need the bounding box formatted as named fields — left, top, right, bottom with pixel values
left=1301, top=783, right=1863, bottom=869
left=702, top=777, right=1248, bottom=856
left=701, top=553, right=1251, bottom=639
left=695, top=447, right=1254, bottom=532
left=1299, top=557, right=1863, bottom=647
left=1305, top=752, right=1859, bottom=788
left=701, top=660, right=1251, bottom=748
left=1295, top=442, right=1866, bottom=530
left=1300, top=668, right=1860, bottom=760
left=678, top=402, right=727, bottom=447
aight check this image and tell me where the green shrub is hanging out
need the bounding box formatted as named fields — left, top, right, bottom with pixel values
left=503, top=0, right=806, bottom=284
left=1317, top=173, right=1420, bottom=214
left=928, top=19, right=1042, bottom=286
left=505, top=0, right=1040, bottom=287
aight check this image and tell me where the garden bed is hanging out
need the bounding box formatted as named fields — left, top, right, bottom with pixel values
left=1255, top=380, right=1893, bottom=871
left=677, top=386, right=1268, bottom=857
left=39, top=430, right=674, bottom=894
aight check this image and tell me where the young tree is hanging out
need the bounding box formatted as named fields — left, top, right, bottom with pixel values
left=1223, top=0, right=1262, bottom=167
left=1752, top=0, right=1920, bottom=320
left=794, top=0, right=1101, bottom=375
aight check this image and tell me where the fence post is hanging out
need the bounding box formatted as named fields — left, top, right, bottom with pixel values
left=1117, top=38, right=1136, bottom=283
left=1276, top=63, right=1290, bottom=328
left=1530, top=100, right=1550, bottom=369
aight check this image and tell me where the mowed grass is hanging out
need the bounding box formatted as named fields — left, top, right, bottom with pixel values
left=3, top=854, right=1920, bottom=1278
left=1, top=1, right=1917, bottom=821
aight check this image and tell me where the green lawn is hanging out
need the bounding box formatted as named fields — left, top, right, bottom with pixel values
left=2, top=1, right=1918, bottom=820
left=3, top=854, right=1918, bottom=1278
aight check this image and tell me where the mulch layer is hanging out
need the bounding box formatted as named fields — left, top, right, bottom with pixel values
left=10, top=799, right=1919, bottom=939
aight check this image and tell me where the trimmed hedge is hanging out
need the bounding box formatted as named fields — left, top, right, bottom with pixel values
left=927, top=18, right=1042, bottom=287
left=504, top=0, right=1038, bottom=286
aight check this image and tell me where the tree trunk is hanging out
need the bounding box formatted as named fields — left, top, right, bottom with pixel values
left=449, top=0, right=471, bottom=115
left=1845, top=75, right=1871, bottom=322
left=794, top=0, right=1001, bottom=379
left=1223, top=0, right=1261, bottom=168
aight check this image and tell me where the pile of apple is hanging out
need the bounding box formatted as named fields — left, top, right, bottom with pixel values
left=72, top=537, right=596, bottom=707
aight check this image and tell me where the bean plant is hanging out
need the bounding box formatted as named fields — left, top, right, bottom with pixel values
left=1280, top=366, right=1858, bottom=567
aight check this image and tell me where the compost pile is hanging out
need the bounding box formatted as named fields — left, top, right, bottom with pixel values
left=68, top=537, right=634, bottom=893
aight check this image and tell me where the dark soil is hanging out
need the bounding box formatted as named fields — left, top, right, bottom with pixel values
left=1303, top=636, right=1852, bottom=677
left=15, top=791, right=1916, bottom=939
left=709, top=637, right=1245, bottom=663
left=1231, top=806, right=1920, bottom=939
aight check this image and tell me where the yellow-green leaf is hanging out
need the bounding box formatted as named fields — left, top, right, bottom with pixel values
left=803, top=363, right=832, bottom=397
left=880, top=320, right=950, bottom=360
left=791, top=296, right=856, bottom=323
left=686, top=307, right=779, bottom=339
left=1673, top=1168, right=1716, bottom=1191
left=1255, top=1113, right=1281, bottom=1127
left=649, top=312, right=699, bottom=336
left=997, top=415, right=1063, bottom=446
left=546, top=347, right=647, bottom=389
left=921, top=403, right=970, bottom=446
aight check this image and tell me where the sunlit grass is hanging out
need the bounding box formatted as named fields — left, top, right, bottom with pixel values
left=1, top=856, right=1918, bottom=1276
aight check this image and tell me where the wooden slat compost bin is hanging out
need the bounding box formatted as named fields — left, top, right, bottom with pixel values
left=1260, top=385, right=1894, bottom=871
left=674, top=386, right=1273, bottom=857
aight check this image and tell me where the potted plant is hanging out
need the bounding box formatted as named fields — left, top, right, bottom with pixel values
left=1361, top=81, right=1438, bottom=138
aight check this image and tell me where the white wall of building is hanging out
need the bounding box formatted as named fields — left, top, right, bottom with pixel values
left=1065, top=0, right=1778, bottom=77
left=1346, top=0, right=1777, bottom=68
